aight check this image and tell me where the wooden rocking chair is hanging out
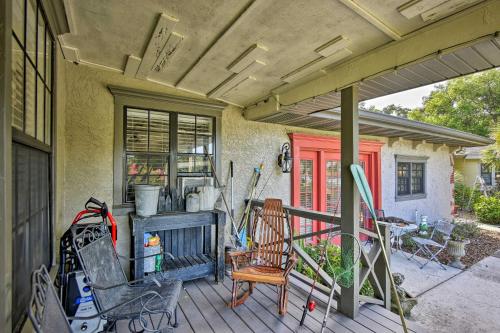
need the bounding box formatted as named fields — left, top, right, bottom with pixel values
left=228, top=198, right=297, bottom=315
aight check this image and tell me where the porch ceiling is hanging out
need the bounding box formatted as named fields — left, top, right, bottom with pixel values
left=57, top=0, right=499, bottom=108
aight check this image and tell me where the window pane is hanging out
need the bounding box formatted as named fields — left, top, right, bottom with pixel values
left=44, top=89, right=51, bottom=145
left=126, top=154, right=148, bottom=176
left=45, top=32, right=52, bottom=88
left=126, top=130, right=148, bottom=151
left=148, top=155, right=168, bottom=177
left=195, top=155, right=210, bottom=173
left=397, top=162, right=410, bottom=196
left=326, top=160, right=341, bottom=214
left=11, top=37, right=24, bottom=131
left=26, top=0, right=36, bottom=62
left=37, top=10, right=45, bottom=78
left=126, top=109, right=148, bottom=151
left=177, top=155, right=195, bottom=173
left=300, top=159, right=313, bottom=240
left=25, top=63, right=36, bottom=136
left=149, top=111, right=169, bottom=132
left=149, top=112, right=169, bottom=152
left=126, top=109, right=148, bottom=131
left=196, top=116, right=213, bottom=135
left=178, top=133, right=195, bottom=153
left=36, top=76, right=44, bottom=141
left=195, top=135, right=212, bottom=154
left=411, top=163, right=425, bottom=194
left=12, top=0, right=24, bottom=43
left=178, top=114, right=195, bottom=133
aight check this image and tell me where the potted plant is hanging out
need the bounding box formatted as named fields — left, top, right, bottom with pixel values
left=447, top=222, right=479, bottom=269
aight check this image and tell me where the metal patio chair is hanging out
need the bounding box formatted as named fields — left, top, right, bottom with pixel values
left=72, top=223, right=183, bottom=332
left=29, top=265, right=168, bottom=333
left=408, top=220, right=455, bottom=270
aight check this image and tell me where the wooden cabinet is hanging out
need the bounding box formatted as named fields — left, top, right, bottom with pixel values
left=129, top=210, right=225, bottom=282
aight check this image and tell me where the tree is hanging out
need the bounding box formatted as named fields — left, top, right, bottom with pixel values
left=481, top=125, right=500, bottom=170
left=381, top=104, right=410, bottom=118
left=408, top=69, right=499, bottom=137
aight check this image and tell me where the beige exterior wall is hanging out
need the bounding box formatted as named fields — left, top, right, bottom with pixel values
left=455, top=157, right=482, bottom=188
left=57, top=62, right=348, bottom=257
left=56, top=62, right=452, bottom=259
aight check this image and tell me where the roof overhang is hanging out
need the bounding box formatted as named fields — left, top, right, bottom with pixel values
left=257, top=108, right=494, bottom=147
left=244, top=0, right=500, bottom=121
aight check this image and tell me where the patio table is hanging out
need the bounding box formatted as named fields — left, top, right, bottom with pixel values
left=390, top=222, right=418, bottom=253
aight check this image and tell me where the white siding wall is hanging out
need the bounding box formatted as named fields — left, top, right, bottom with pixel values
left=381, top=140, right=453, bottom=223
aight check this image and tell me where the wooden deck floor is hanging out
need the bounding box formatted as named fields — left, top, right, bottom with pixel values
left=174, top=277, right=424, bottom=333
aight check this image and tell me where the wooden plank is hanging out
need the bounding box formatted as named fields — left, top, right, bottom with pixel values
left=220, top=279, right=295, bottom=333
left=216, top=210, right=226, bottom=282
left=255, top=284, right=351, bottom=333
left=177, top=229, right=185, bottom=257
left=178, top=287, right=215, bottom=333
left=196, top=226, right=203, bottom=254
left=364, top=304, right=423, bottom=333
left=242, top=282, right=314, bottom=333
left=359, top=306, right=406, bottom=333
left=184, top=227, right=192, bottom=255
left=193, top=226, right=201, bottom=255
left=184, top=282, right=233, bottom=333
left=176, top=303, right=195, bottom=333
left=195, top=279, right=253, bottom=333
left=340, top=85, right=360, bottom=318
left=258, top=284, right=353, bottom=333
left=353, top=313, right=393, bottom=333
left=204, top=225, right=211, bottom=255
left=288, top=278, right=372, bottom=333
left=208, top=279, right=274, bottom=333
left=249, top=200, right=341, bottom=225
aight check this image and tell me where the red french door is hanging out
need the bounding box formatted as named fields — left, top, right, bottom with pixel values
left=290, top=134, right=382, bottom=242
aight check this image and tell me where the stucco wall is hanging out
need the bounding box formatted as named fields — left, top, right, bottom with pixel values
left=381, top=140, right=453, bottom=223
left=58, top=62, right=453, bottom=258
left=455, top=157, right=481, bottom=187
left=59, top=62, right=344, bottom=255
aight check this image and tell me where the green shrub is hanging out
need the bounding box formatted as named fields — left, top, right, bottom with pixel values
left=454, top=183, right=481, bottom=211
left=450, top=222, right=480, bottom=241
left=295, top=241, right=374, bottom=297
left=474, top=196, right=500, bottom=225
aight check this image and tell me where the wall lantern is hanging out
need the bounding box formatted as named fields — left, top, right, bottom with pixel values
left=277, top=143, right=292, bottom=173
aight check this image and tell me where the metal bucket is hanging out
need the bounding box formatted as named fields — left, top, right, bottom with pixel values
left=134, top=185, right=161, bottom=216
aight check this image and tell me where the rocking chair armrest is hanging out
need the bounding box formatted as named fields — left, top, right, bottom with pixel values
left=68, top=290, right=163, bottom=320
left=228, top=250, right=254, bottom=271
left=284, top=253, right=298, bottom=277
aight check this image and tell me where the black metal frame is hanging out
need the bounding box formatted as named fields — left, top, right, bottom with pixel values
left=122, top=106, right=216, bottom=203
left=71, top=223, right=182, bottom=332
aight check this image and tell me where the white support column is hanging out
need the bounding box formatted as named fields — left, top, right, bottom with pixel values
left=340, top=85, right=360, bottom=318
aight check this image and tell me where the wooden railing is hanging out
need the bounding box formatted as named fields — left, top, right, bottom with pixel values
left=248, top=199, right=391, bottom=310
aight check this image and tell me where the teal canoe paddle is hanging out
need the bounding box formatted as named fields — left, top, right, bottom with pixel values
left=350, top=164, right=408, bottom=333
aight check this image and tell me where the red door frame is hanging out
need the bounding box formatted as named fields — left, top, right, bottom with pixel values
left=290, top=133, right=383, bottom=235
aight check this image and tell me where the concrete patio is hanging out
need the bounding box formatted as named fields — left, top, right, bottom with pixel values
left=392, top=250, right=500, bottom=332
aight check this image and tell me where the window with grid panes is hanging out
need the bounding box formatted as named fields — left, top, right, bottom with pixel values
left=480, top=164, right=492, bottom=185
left=396, top=156, right=426, bottom=199
left=11, top=0, right=53, bottom=145
left=125, top=108, right=170, bottom=202
left=124, top=108, right=215, bottom=203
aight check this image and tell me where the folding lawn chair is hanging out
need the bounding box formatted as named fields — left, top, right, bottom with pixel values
left=71, top=223, right=183, bottom=332
left=408, top=220, right=455, bottom=270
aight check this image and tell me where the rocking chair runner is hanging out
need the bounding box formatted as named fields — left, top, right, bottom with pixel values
left=228, top=198, right=297, bottom=315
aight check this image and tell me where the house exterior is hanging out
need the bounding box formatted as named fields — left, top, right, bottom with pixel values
left=1, top=0, right=499, bottom=331
left=455, top=146, right=497, bottom=188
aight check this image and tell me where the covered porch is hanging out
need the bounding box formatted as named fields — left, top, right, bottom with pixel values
left=0, top=0, right=499, bottom=332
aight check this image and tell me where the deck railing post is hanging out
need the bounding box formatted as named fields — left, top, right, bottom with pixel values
left=375, top=223, right=392, bottom=309
left=339, top=85, right=360, bottom=318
